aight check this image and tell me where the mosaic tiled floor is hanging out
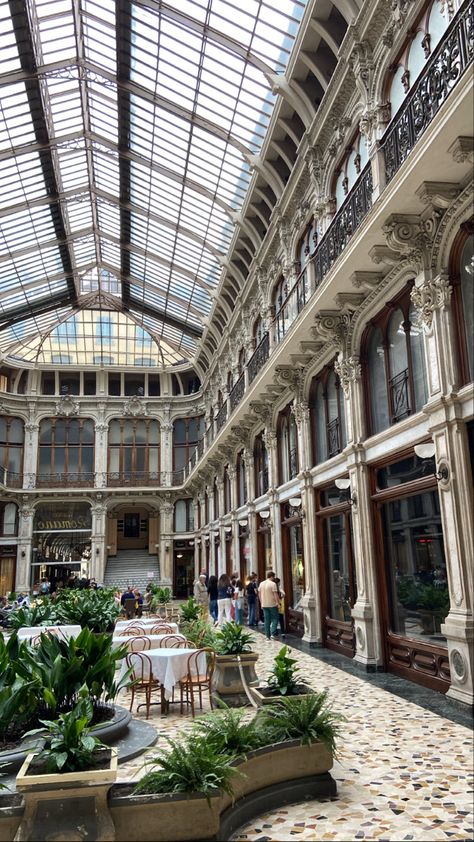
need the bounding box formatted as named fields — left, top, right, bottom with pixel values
left=117, top=634, right=474, bottom=841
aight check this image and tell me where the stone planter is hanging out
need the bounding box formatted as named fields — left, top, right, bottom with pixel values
left=212, top=652, right=259, bottom=707
left=250, top=683, right=315, bottom=706
left=13, top=747, right=118, bottom=842
left=110, top=789, right=222, bottom=841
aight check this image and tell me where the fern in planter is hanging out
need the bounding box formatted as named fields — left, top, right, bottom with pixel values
left=192, top=707, right=267, bottom=758
left=23, top=696, right=108, bottom=774
left=256, top=692, right=344, bottom=754
left=215, top=623, right=253, bottom=655
left=181, top=617, right=218, bottom=650
left=133, top=735, right=238, bottom=800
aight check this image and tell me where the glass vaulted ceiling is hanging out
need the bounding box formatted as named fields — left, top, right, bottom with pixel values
left=0, top=0, right=307, bottom=368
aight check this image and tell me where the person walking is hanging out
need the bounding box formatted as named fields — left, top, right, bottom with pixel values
left=217, top=572, right=233, bottom=626
left=194, top=573, right=209, bottom=618
left=207, top=574, right=218, bottom=623
left=274, top=577, right=286, bottom=638
left=233, top=579, right=245, bottom=625
left=258, top=571, right=279, bottom=640
left=246, top=573, right=258, bottom=627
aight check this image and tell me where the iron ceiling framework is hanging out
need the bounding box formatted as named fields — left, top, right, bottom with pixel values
left=0, top=0, right=307, bottom=367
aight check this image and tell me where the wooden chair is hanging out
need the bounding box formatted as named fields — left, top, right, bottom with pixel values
left=129, top=636, right=151, bottom=652
left=119, top=625, right=145, bottom=636
left=123, top=597, right=137, bottom=620
left=149, top=624, right=174, bottom=635
left=125, top=652, right=160, bottom=718
left=179, top=648, right=216, bottom=717
left=30, top=634, right=42, bottom=646
left=158, top=634, right=186, bottom=648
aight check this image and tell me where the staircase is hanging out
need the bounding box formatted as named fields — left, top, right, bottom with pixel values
left=103, top=549, right=160, bottom=592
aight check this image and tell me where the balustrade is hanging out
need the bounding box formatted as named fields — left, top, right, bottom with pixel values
left=215, top=402, right=228, bottom=432
left=106, top=470, right=164, bottom=487
left=229, top=372, right=245, bottom=411
left=247, top=333, right=270, bottom=384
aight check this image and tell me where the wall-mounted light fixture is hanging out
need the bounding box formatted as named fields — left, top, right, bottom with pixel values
left=195, top=538, right=201, bottom=545
left=224, top=526, right=232, bottom=533
left=335, top=477, right=357, bottom=506
left=414, top=442, right=449, bottom=481
left=288, top=496, right=306, bottom=519
left=259, top=510, right=271, bottom=520
left=189, top=540, right=195, bottom=546
left=239, top=519, right=248, bottom=528
left=21, top=550, right=26, bottom=558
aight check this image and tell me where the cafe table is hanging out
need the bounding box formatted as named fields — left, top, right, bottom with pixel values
left=17, top=624, right=82, bottom=641
left=114, top=619, right=179, bottom=634
left=111, top=632, right=186, bottom=651
left=119, top=646, right=205, bottom=714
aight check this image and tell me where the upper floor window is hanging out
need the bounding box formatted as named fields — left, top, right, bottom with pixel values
left=0, top=502, right=17, bottom=536
left=174, top=499, right=194, bottom=532
left=450, top=223, right=473, bottom=385
left=362, top=285, right=428, bottom=436
left=309, top=365, right=347, bottom=464
left=298, top=218, right=318, bottom=267
left=334, top=132, right=369, bottom=210
left=236, top=451, right=247, bottom=508
left=108, top=419, right=160, bottom=478
left=253, top=316, right=265, bottom=347
left=254, top=433, right=269, bottom=497
left=38, top=418, right=94, bottom=481
left=278, top=404, right=299, bottom=484
left=223, top=467, right=232, bottom=514
left=0, top=416, right=24, bottom=475
left=274, top=275, right=294, bottom=342
left=173, top=417, right=204, bottom=471
left=238, top=348, right=246, bottom=376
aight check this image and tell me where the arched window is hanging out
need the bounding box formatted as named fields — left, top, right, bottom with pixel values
left=238, top=347, right=246, bottom=376
left=278, top=404, right=299, bottom=484
left=274, top=275, right=295, bottom=342
left=333, top=132, right=369, bottom=210
left=108, top=418, right=160, bottom=483
left=254, top=433, right=269, bottom=497
left=236, top=451, right=247, bottom=507
left=223, top=467, right=232, bottom=514
left=450, top=223, right=474, bottom=385
left=38, top=418, right=94, bottom=485
left=0, top=417, right=24, bottom=479
left=172, top=417, right=204, bottom=471
left=213, top=477, right=220, bottom=519
left=174, top=499, right=194, bottom=532
left=309, top=365, right=347, bottom=465
left=253, top=316, right=265, bottom=347
left=362, top=285, right=428, bottom=436
left=204, top=490, right=209, bottom=525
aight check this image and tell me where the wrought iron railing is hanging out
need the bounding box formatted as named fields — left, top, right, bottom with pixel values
left=36, top=472, right=95, bottom=488
left=215, top=403, right=228, bottom=432
left=327, top=418, right=341, bottom=459
left=247, top=332, right=270, bottom=384
left=383, top=0, right=473, bottom=182
left=106, top=470, right=164, bottom=487
left=229, top=372, right=245, bottom=411
left=390, top=369, right=411, bottom=423
left=0, top=468, right=23, bottom=488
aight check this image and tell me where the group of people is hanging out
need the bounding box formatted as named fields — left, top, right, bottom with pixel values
left=193, top=569, right=286, bottom=639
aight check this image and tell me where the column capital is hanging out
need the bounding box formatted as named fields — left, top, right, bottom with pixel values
left=410, top=274, right=452, bottom=329
left=291, top=401, right=310, bottom=428
left=335, top=355, right=362, bottom=397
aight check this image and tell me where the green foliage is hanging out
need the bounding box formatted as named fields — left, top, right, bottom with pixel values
left=215, top=623, right=253, bottom=655
left=54, top=588, right=121, bottom=632
left=193, top=707, right=266, bottom=758
left=180, top=597, right=201, bottom=623
left=6, top=600, right=58, bottom=630
left=267, top=645, right=304, bottom=696
left=133, top=735, right=238, bottom=800
left=255, top=692, right=343, bottom=754
left=396, top=577, right=449, bottom=615
left=153, top=586, right=172, bottom=603
left=180, top=618, right=218, bottom=650
left=24, top=695, right=108, bottom=774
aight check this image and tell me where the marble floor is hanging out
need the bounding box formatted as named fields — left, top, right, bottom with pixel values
left=117, top=633, right=473, bottom=841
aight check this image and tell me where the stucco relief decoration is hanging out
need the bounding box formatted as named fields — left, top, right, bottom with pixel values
left=123, top=396, right=148, bottom=417
left=313, top=312, right=350, bottom=352
left=334, top=356, right=362, bottom=396
left=55, top=395, right=80, bottom=416
left=410, top=277, right=452, bottom=329
left=291, top=401, right=310, bottom=428
left=382, top=212, right=441, bottom=272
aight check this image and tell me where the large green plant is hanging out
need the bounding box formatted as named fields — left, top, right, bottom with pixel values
left=180, top=597, right=202, bottom=623
left=133, top=735, right=238, bottom=800
left=256, top=692, right=343, bottom=754
left=215, top=623, right=253, bottom=655
left=180, top=618, right=218, bottom=650
left=54, top=588, right=120, bottom=632
left=193, top=707, right=266, bottom=758
left=267, top=645, right=305, bottom=696
left=6, top=600, right=58, bottom=630
left=24, top=696, right=108, bottom=774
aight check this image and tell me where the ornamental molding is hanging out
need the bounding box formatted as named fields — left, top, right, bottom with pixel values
left=55, top=395, right=80, bottom=417
left=350, top=271, right=383, bottom=290
left=262, top=429, right=277, bottom=450
left=349, top=40, right=375, bottom=105
left=381, top=211, right=443, bottom=272
left=334, top=356, right=362, bottom=396
left=291, top=401, right=310, bottom=427
left=415, top=181, right=461, bottom=210
left=448, top=136, right=474, bottom=164
left=274, top=366, right=304, bottom=397
left=122, top=396, right=148, bottom=417
left=410, top=275, right=452, bottom=328
left=313, top=311, right=351, bottom=352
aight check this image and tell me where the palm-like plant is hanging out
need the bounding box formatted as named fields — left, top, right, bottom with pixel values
left=215, top=623, right=253, bottom=655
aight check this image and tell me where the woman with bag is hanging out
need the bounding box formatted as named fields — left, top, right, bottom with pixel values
left=217, top=572, right=233, bottom=626
left=234, top=579, right=245, bottom=625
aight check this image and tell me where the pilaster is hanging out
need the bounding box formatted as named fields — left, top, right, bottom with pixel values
left=16, top=504, right=35, bottom=591
left=90, top=502, right=106, bottom=582
left=299, top=471, right=322, bottom=644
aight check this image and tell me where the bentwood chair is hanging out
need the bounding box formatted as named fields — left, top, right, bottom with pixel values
left=129, top=635, right=151, bottom=652
left=179, top=648, right=216, bottom=717
left=158, top=634, right=186, bottom=648
left=149, top=624, right=174, bottom=635
left=120, top=625, right=145, bottom=636
left=125, top=652, right=160, bottom=718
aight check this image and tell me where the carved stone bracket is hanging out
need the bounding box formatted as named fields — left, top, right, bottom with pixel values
left=448, top=136, right=474, bottom=164
left=350, top=271, right=383, bottom=290
left=334, top=356, right=362, bottom=397
left=274, top=366, right=304, bottom=399
left=381, top=211, right=443, bottom=272
left=416, top=181, right=460, bottom=209
left=410, top=275, right=452, bottom=329
left=313, top=311, right=351, bottom=352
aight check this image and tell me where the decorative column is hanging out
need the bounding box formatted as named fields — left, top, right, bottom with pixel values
left=247, top=502, right=257, bottom=578
left=335, top=354, right=382, bottom=668
left=193, top=497, right=200, bottom=578
left=23, top=423, right=39, bottom=490
left=159, top=499, right=174, bottom=586
left=263, top=428, right=278, bottom=491
left=411, top=274, right=474, bottom=705
left=90, top=501, right=106, bottom=582
left=94, top=423, right=108, bottom=488
left=160, top=422, right=174, bottom=485
left=16, top=504, right=35, bottom=591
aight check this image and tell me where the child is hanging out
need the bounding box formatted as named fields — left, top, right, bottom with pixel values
left=274, top=577, right=286, bottom=638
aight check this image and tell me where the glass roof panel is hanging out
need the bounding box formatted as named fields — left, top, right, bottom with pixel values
left=0, top=0, right=308, bottom=367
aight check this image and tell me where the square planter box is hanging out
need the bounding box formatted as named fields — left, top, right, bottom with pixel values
left=212, top=652, right=259, bottom=707
left=250, top=683, right=314, bottom=706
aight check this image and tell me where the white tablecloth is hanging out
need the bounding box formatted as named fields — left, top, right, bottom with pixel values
left=17, top=625, right=82, bottom=641
left=114, top=619, right=179, bottom=634
left=112, top=633, right=186, bottom=651
left=119, top=647, right=205, bottom=699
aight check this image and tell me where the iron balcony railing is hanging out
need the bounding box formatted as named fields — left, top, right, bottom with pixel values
left=247, top=332, right=270, bottom=384
left=229, top=372, right=245, bottom=411
left=36, top=472, right=95, bottom=488
left=106, top=470, right=164, bottom=487
left=382, top=0, right=473, bottom=182
left=215, top=403, right=228, bottom=432
left=0, top=467, right=23, bottom=488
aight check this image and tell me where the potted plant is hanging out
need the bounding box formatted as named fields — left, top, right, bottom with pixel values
left=180, top=617, right=218, bottom=650
left=212, top=624, right=259, bottom=707
left=15, top=696, right=117, bottom=841
left=179, top=597, right=201, bottom=624
left=151, top=587, right=173, bottom=618
left=250, top=645, right=314, bottom=705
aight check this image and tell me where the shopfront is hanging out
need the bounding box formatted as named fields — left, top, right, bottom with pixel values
left=281, top=502, right=305, bottom=636
left=32, top=502, right=92, bottom=589
left=372, top=452, right=450, bottom=691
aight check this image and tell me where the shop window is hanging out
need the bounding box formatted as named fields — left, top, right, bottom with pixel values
left=254, top=433, right=269, bottom=497
left=174, top=499, right=194, bottom=532
left=278, top=405, right=299, bottom=483
left=309, top=364, right=347, bottom=465
left=108, top=419, right=160, bottom=479
left=0, top=416, right=24, bottom=476
left=450, top=224, right=474, bottom=385
left=37, top=418, right=94, bottom=484
left=173, top=416, right=204, bottom=471
left=362, top=285, right=428, bottom=435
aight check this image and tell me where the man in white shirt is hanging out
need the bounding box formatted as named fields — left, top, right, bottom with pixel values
left=258, top=571, right=279, bottom=640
